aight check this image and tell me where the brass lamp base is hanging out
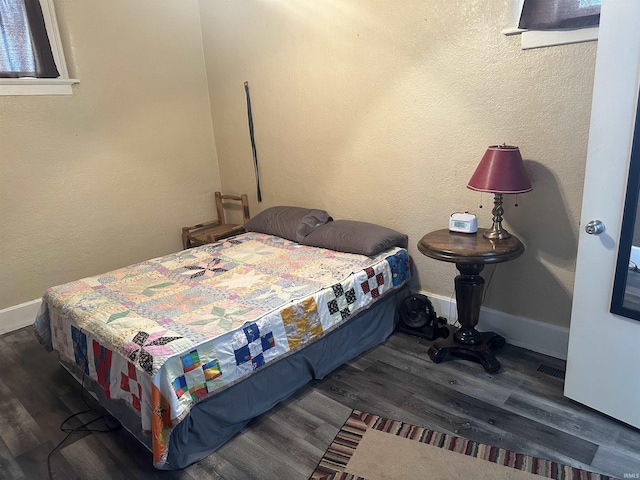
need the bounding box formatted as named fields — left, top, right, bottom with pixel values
left=483, top=226, right=511, bottom=240
left=483, top=193, right=511, bottom=240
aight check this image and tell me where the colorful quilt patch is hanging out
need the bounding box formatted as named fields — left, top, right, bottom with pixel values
left=360, top=267, right=385, bottom=299
left=387, top=249, right=410, bottom=286
left=171, top=359, right=223, bottom=401
left=202, top=358, right=222, bottom=383
left=181, top=257, right=233, bottom=279
left=92, top=340, right=113, bottom=398
left=183, top=370, right=207, bottom=401
left=122, top=330, right=183, bottom=375
left=231, top=322, right=275, bottom=370
left=170, top=349, right=224, bottom=401
left=151, top=383, right=172, bottom=467
left=107, top=310, right=131, bottom=324
left=181, top=299, right=261, bottom=338
left=71, top=326, right=88, bottom=375
left=180, top=350, right=201, bottom=373
left=168, top=341, right=225, bottom=404
left=120, top=362, right=142, bottom=412
left=172, top=375, right=188, bottom=399
left=281, top=297, right=323, bottom=350
left=326, top=282, right=357, bottom=322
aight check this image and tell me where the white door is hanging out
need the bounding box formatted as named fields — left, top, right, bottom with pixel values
left=565, top=0, right=640, bottom=428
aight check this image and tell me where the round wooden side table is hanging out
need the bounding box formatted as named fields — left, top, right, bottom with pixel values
left=417, top=228, right=524, bottom=373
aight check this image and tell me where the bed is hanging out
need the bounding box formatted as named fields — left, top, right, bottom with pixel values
left=34, top=208, right=411, bottom=470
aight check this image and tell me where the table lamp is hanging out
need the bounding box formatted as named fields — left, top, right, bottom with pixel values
left=467, top=145, right=532, bottom=240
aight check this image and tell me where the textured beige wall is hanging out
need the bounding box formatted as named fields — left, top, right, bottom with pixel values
left=199, top=0, right=597, bottom=328
left=0, top=0, right=220, bottom=310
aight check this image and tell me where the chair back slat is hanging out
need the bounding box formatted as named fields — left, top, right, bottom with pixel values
left=215, top=191, right=226, bottom=225
left=241, top=194, right=250, bottom=224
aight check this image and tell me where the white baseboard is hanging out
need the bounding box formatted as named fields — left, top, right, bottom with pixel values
left=0, top=298, right=41, bottom=336
left=422, top=291, right=569, bottom=360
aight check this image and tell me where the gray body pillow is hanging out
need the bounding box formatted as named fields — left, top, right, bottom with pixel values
left=244, top=206, right=332, bottom=243
left=302, top=220, right=408, bottom=256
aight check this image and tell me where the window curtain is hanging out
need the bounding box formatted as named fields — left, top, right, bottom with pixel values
left=519, top=0, right=601, bottom=30
left=0, top=0, right=59, bottom=78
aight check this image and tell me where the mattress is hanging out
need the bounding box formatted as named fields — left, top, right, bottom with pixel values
left=34, top=232, right=411, bottom=468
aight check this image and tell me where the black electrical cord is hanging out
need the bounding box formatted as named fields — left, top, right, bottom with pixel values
left=46, top=410, right=120, bottom=479
left=481, top=264, right=497, bottom=305
left=47, top=352, right=120, bottom=479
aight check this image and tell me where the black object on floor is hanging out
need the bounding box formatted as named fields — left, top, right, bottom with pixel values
left=396, top=293, right=449, bottom=341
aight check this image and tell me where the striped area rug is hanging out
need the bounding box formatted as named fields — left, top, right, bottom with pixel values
left=310, top=410, right=615, bottom=480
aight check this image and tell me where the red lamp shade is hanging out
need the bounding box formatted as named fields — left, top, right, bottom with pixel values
left=467, top=145, right=532, bottom=194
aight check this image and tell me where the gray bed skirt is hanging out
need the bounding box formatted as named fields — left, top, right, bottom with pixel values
left=61, top=285, right=407, bottom=470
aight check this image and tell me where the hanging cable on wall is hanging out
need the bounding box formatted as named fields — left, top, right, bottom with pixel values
left=244, top=81, right=262, bottom=202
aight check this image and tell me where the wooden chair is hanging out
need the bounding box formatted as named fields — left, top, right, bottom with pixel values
left=182, top=192, right=250, bottom=249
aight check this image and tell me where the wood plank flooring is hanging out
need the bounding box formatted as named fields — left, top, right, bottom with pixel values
left=1, top=326, right=639, bottom=479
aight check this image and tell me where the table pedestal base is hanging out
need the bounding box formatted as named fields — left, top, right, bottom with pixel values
left=417, top=229, right=524, bottom=373
left=428, top=326, right=506, bottom=373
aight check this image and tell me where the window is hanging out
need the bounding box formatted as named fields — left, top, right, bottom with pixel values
left=519, top=0, right=600, bottom=30
left=503, top=0, right=601, bottom=50
left=0, top=0, right=78, bottom=95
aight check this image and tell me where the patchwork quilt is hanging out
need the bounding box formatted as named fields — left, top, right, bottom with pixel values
left=34, top=232, right=410, bottom=468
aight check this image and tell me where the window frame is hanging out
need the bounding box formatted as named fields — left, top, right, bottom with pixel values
left=0, top=0, right=79, bottom=95
left=503, top=0, right=599, bottom=50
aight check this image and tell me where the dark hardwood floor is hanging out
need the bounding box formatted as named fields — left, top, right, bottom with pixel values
left=1, top=326, right=638, bottom=479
